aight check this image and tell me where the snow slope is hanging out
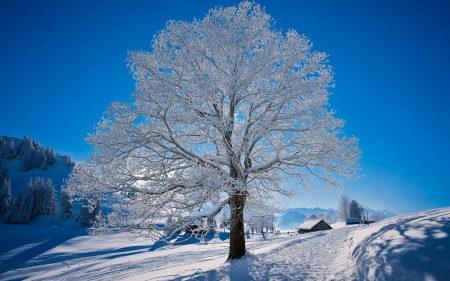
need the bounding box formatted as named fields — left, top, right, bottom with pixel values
left=1, top=207, right=449, bottom=280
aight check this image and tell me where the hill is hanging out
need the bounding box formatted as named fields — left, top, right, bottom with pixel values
left=0, top=207, right=448, bottom=280
left=276, top=211, right=306, bottom=230
left=0, top=135, right=74, bottom=197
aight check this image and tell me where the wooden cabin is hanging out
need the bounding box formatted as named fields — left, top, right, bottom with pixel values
left=297, top=219, right=332, bottom=234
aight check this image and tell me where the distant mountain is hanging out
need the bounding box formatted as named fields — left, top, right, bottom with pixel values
left=366, top=208, right=396, bottom=219
left=276, top=207, right=396, bottom=230
left=277, top=211, right=306, bottom=230
left=280, top=207, right=336, bottom=217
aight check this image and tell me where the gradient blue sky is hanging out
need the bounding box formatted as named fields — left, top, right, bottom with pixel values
left=1, top=0, right=449, bottom=215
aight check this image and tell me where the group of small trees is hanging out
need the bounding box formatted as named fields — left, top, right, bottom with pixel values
left=337, top=195, right=365, bottom=221
left=247, top=214, right=276, bottom=234
left=3, top=177, right=57, bottom=224
left=0, top=136, right=74, bottom=172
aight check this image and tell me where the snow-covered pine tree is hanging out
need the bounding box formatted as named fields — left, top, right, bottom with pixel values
left=19, top=150, right=34, bottom=171
left=40, top=157, right=48, bottom=170
left=65, top=1, right=361, bottom=259
left=46, top=146, right=55, bottom=165
left=4, top=189, right=23, bottom=223
left=1, top=139, right=15, bottom=160
left=0, top=178, right=12, bottom=218
left=18, top=136, right=32, bottom=160
left=59, top=188, right=73, bottom=220
left=19, top=179, right=36, bottom=224
left=43, top=178, right=57, bottom=215
left=63, top=155, right=73, bottom=167
left=32, top=146, right=45, bottom=169
left=0, top=161, right=7, bottom=181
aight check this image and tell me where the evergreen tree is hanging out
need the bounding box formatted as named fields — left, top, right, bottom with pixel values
left=19, top=150, right=34, bottom=171
left=40, top=157, right=48, bottom=170
left=0, top=161, right=8, bottom=181
left=19, top=179, right=36, bottom=224
left=31, top=177, right=45, bottom=218
left=5, top=189, right=24, bottom=223
left=59, top=189, right=73, bottom=220
left=18, top=136, right=32, bottom=160
left=32, top=147, right=45, bottom=169
left=43, top=178, right=57, bottom=215
left=46, top=146, right=55, bottom=165
left=0, top=178, right=12, bottom=217
left=2, top=140, right=15, bottom=159
left=349, top=200, right=364, bottom=219
left=63, top=155, right=74, bottom=167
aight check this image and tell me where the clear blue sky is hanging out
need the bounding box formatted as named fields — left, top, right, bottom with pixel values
left=1, top=0, right=449, bottom=215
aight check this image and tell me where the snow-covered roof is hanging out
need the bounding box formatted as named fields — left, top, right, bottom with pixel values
left=297, top=219, right=323, bottom=230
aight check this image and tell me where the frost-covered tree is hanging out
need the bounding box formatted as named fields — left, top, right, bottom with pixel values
left=18, top=179, right=36, bottom=224
left=79, top=197, right=101, bottom=227
left=220, top=211, right=230, bottom=229
left=62, top=155, right=73, bottom=167
left=0, top=179, right=12, bottom=217
left=19, top=150, right=35, bottom=171
left=337, top=194, right=351, bottom=221
left=4, top=189, right=23, bottom=223
left=1, top=139, right=15, bottom=160
left=46, top=146, right=56, bottom=165
left=60, top=189, right=73, bottom=220
left=65, top=1, right=361, bottom=259
left=349, top=200, right=364, bottom=219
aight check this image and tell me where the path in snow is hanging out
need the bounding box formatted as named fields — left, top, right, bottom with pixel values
left=188, top=227, right=358, bottom=281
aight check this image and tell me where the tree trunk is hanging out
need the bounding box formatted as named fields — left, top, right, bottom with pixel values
left=228, top=192, right=246, bottom=260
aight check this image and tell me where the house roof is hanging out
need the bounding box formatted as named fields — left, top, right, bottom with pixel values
left=346, top=218, right=361, bottom=223
left=297, top=219, right=323, bottom=230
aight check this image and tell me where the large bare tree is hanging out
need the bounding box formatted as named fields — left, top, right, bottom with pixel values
left=65, top=1, right=361, bottom=259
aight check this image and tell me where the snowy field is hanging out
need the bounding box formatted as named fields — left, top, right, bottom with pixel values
left=1, top=207, right=449, bottom=280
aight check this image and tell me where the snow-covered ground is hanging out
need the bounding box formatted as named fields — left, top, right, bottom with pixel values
left=1, top=207, right=449, bottom=280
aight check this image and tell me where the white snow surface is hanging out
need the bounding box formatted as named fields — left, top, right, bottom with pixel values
left=1, top=207, right=449, bottom=280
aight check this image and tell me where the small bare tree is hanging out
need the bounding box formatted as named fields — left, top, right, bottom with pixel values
left=65, top=1, right=360, bottom=259
left=338, top=195, right=351, bottom=221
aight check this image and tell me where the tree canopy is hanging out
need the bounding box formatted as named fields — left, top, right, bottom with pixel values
left=65, top=1, right=361, bottom=259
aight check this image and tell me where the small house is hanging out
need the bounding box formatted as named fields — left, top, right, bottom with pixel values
left=346, top=218, right=361, bottom=225
left=297, top=219, right=332, bottom=234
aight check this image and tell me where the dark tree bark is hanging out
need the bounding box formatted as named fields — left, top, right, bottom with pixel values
left=228, top=192, right=247, bottom=260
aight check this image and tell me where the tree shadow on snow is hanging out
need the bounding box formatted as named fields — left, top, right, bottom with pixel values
left=355, top=214, right=450, bottom=281
left=0, top=224, right=87, bottom=274
left=148, top=232, right=216, bottom=252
